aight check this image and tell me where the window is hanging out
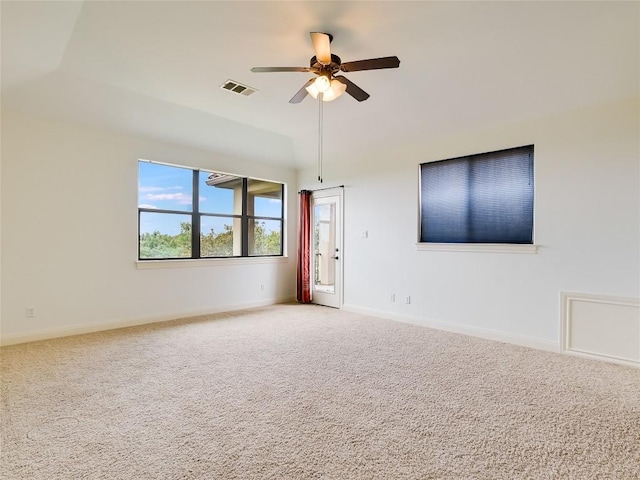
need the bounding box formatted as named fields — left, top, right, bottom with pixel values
left=419, top=145, right=534, bottom=244
left=138, top=161, right=284, bottom=260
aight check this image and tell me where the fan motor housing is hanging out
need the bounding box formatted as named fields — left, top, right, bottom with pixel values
left=310, top=54, right=342, bottom=75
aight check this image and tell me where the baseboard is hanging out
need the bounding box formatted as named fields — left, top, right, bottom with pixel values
left=0, top=296, right=296, bottom=346
left=342, top=303, right=559, bottom=353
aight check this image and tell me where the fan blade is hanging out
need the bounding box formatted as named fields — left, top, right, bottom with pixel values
left=310, top=32, right=332, bottom=65
left=334, top=76, right=370, bottom=102
left=289, top=78, right=315, bottom=104
left=340, top=56, right=400, bottom=72
left=251, top=67, right=312, bottom=73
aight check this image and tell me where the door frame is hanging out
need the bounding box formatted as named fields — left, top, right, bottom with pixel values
left=310, top=187, right=344, bottom=309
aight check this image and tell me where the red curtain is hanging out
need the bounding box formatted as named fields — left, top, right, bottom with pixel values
left=296, top=190, right=312, bottom=303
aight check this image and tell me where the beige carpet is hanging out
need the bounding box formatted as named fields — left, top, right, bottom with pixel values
left=1, top=304, right=639, bottom=479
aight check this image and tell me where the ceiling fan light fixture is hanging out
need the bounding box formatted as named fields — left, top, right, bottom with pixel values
left=251, top=31, right=400, bottom=104
left=316, top=75, right=331, bottom=92
left=326, top=79, right=347, bottom=101
left=305, top=77, right=347, bottom=101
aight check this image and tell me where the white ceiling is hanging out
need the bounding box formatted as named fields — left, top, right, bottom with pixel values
left=2, top=1, right=638, bottom=169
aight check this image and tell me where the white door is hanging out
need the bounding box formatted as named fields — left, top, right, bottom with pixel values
left=311, top=190, right=343, bottom=308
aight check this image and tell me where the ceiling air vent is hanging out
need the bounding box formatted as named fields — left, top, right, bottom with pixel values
left=220, top=80, right=257, bottom=97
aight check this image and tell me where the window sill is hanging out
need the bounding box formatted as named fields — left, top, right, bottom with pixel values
left=136, top=256, right=289, bottom=270
left=416, top=243, right=538, bottom=254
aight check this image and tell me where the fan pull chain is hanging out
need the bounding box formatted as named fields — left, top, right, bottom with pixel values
left=318, top=92, right=324, bottom=183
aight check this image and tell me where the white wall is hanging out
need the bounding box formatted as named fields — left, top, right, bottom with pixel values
left=3, top=98, right=638, bottom=349
left=299, top=98, right=640, bottom=349
left=1, top=112, right=298, bottom=343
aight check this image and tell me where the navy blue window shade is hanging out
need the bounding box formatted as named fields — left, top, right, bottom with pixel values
left=420, top=145, right=534, bottom=244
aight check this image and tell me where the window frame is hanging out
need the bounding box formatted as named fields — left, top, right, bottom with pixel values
left=417, top=145, right=537, bottom=254
left=137, top=160, right=285, bottom=261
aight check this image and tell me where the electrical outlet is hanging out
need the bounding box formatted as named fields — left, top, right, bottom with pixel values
left=390, top=293, right=395, bottom=302
left=405, top=296, right=411, bottom=304
left=26, top=307, right=36, bottom=317
left=260, top=284, right=265, bottom=291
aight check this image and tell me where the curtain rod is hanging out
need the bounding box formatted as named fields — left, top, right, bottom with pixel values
left=298, top=185, right=344, bottom=194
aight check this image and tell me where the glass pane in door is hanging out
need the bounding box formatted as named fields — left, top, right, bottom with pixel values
left=313, top=203, right=336, bottom=293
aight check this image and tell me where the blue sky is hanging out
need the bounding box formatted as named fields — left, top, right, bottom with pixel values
left=138, top=161, right=282, bottom=235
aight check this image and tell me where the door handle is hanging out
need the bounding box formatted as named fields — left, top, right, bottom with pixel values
left=331, top=255, right=339, bottom=260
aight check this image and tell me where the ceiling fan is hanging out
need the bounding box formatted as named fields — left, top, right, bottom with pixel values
left=251, top=32, right=400, bottom=103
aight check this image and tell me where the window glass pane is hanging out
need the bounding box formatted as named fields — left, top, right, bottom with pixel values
left=249, top=219, right=282, bottom=256
left=199, top=172, right=242, bottom=215
left=313, top=203, right=336, bottom=294
left=420, top=146, right=533, bottom=244
left=247, top=179, right=282, bottom=217
left=138, top=162, right=193, bottom=212
left=200, top=215, right=239, bottom=257
left=139, top=212, right=192, bottom=259
left=138, top=161, right=285, bottom=260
